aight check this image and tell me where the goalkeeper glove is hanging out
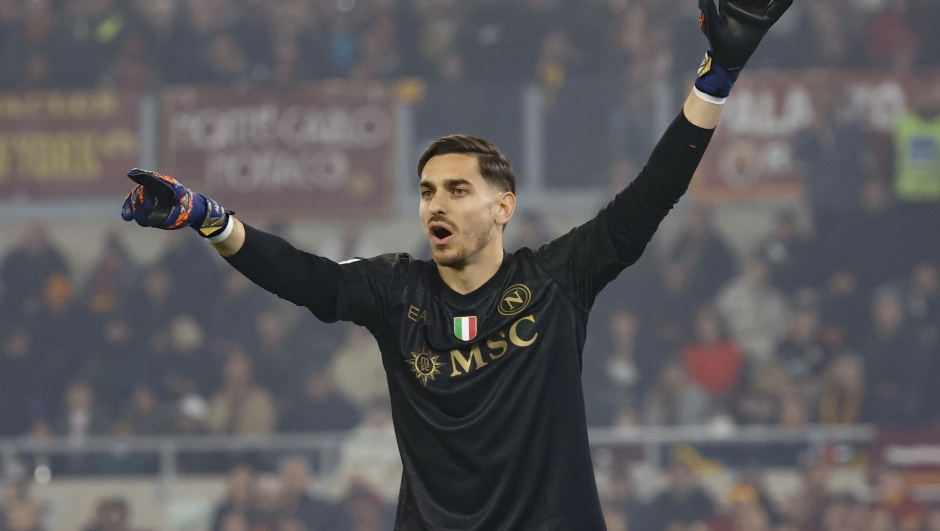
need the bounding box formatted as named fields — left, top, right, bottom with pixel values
left=121, top=168, right=233, bottom=240
left=695, top=0, right=793, bottom=101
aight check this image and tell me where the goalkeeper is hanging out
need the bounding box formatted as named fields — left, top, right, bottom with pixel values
left=122, top=1, right=791, bottom=528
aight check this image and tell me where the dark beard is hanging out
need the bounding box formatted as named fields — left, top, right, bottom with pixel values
left=433, top=224, right=491, bottom=269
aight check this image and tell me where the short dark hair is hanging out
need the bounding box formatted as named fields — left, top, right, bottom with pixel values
left=417, top=134, right=516, bottom=194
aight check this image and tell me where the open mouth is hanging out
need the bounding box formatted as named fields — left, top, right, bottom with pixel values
left=429, top=224, right=454, bottom=245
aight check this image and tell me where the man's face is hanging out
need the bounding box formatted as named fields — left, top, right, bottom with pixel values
left=419, top=154, right=509, bottom=269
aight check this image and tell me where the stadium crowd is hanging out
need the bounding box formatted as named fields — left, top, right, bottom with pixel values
left=1, top=0, right=940, bottom=530
left=2, top=450, right=940, bottom=531
left=0, top=0, right=936, bottom=93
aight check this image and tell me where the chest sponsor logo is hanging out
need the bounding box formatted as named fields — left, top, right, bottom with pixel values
left=406, top=348, right=444, bottom=386
left=450, top=314, right=538, bottom=377
left=498, top=284, right=532, bottom=316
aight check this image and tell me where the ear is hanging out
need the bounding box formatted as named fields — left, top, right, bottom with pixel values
left=494, top=191, right=515, bottom=228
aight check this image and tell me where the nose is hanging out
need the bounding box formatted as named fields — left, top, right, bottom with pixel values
left=428, top=192, right=446, bottom=216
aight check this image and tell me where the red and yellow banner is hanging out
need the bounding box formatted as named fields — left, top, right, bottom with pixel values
left=691, top=70, right=940, bottom=202
left=161, top=83, right=397, bottom=219
left=0, top=90, right=139, bottom=199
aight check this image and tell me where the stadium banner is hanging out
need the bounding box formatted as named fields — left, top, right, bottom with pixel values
left=0, top=90, right=139, bottom=199
left=872, top=428, right=940, bottom=496
left=690, top=70, right=940, bottom=202
left=162, top=83, right=396, bottom=219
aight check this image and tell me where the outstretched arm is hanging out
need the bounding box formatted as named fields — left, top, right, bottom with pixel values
left=120, top=170, right=341, bottom=320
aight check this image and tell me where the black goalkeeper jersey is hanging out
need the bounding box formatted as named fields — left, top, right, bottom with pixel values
left=225, top=112, right=713, bottom=531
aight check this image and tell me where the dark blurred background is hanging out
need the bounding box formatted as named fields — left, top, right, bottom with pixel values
left=0, top=0, right=939, bottom=530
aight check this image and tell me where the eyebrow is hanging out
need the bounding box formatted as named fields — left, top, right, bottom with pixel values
left=419, top=178, right=474, bottom=190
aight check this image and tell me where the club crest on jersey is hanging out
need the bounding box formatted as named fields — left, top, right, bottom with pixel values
left=454, top=316, right=478, bottom=341
left=498, top=284, right=532, bottom=316
left=406, top=349, right=444, bottom=386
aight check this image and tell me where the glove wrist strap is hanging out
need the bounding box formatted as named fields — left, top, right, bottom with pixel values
left=693, top=87, right=727, bottom=105
left=193, top=194, right=233, bottom=238
left=206, top=216, right=235, bottom=243
left=694, top=51, right=741, bottom=99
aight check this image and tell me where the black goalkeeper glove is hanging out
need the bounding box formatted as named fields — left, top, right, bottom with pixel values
left=695, top=0, right=793, bottom=99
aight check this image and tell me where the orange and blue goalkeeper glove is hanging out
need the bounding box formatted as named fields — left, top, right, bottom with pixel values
left=120, top=168, right=232, bottom=239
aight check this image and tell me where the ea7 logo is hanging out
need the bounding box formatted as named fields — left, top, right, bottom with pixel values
left=498, top=284, right=532, bottom=316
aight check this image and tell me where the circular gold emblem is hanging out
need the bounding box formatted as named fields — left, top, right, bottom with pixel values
left=407, top=350, right=443, bottom=386
left=498, top=284, right=532, bottom=316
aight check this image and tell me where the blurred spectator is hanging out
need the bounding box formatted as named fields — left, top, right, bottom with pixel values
left=0, top=224, right=69, bottom=318
left=252, top=310, right=305, bottom=407
left=133, top=267, right=175, bottom=349
left=643, top=461, right=715, bottom=531
left=119, top=383, right=172, bottom=435
left=81, top=497, right=136, bottom=531
left=606, top=472, right=646, bottom=530
left=0, top=325, right=41, bottom=436
left=215, top=512, right=250, bottom=531
left=176, top=393, right=209, bottom=436
left=157, top=315, right=217, bottom=399
left=175, top=393, right=222, bottom=474
left=819, top=268, right=868, bottom=347
left=279, top=365, right=362, bottom=433
left=96, top=420, right=156, bottom=475
left=52, top=379, right=111, bottom=473
left=669, top=204, right=737, bottom=303
left=51, top=0, right=126, bottom=88
left=155, top=235, right=223, bottom=317
left=31, top=273, right=89, bottom=411
left=867, top=0, right=918, bottom=70
left=508, top=210, right=552, bottom=252
left=756, top=211, right=818, bottom=293
left=459, top=0, right=539, bottom=81
left=642, top=260, right=701, bottom=356
left=342, top=482, right=390, bottom=531
left=0, top=480, right=41, bottom=531
left=3, top=498, right=45, bottom=531
left=54, top=379, right=111, bottom=441
left=643, top=360, right=710, bottom=426
left=249, top=474, right=283, bottom=531
left=776, top=290, right=828, bottom=385
left=351, top=14, right=403, bottom=80
left=208, top=350, right=276, bottom=435
left=817, top=355, right=866, bottom=425
left=330, top=325, right=388, bottom=408
left=735, top=365, right=795, bottom=425
left=206, top=271, right=268, bottom=349
left=681, top=306, right=744, bottom=398
left=584, top=309, right=645, bottom=425
left=874, top=468, right=924, bottom=531
left=83, top=231, right=137, bottom=316
left=860, top=286, right=937, bottom=425
left=822, top=178, right=908, bottom=292
left=892, top=79, right=940, bottom=204
left=793, top=84, right=869, bottom=229
left=602, top=508, right=628, bottom=531
left=279, top=455, right=351, bottom=531
left=905, top=261, right=940, bottom=324
left=210, top=464, right=256, bottom=531
left=334, top=400, right=401, bottom=502
left=82, top=317, right=151, bottom=405
left=716, top=258, right=791, bottom=368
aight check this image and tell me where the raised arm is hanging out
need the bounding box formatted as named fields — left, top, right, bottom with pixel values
left=606, top=0, right=792, bottom=264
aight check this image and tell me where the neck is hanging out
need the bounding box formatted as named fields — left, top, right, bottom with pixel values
left=437, top=239, right=504, bottom=295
